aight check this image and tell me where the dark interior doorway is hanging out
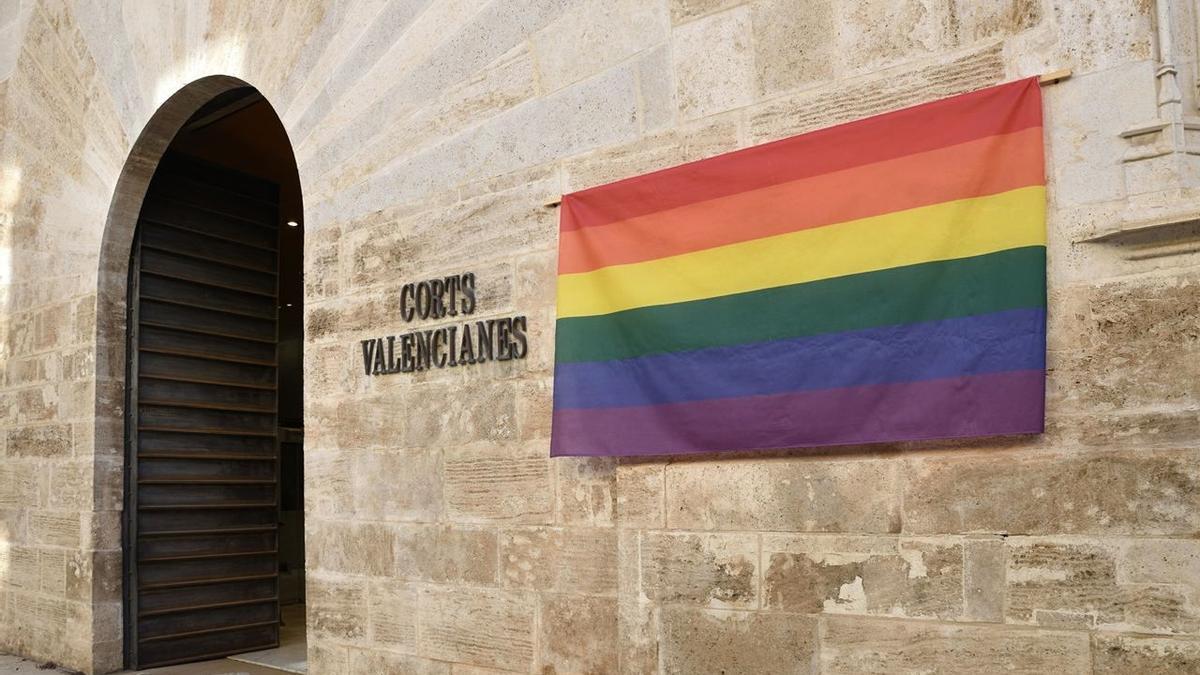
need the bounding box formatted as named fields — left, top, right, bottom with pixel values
left=122, top=88, right=305, bottom=670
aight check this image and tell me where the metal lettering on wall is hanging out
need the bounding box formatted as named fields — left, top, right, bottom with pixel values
left=358, top=272, right=528, bottom=375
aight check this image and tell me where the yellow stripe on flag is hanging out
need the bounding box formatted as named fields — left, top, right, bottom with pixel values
left=557, top=185, right=1046, bottom=319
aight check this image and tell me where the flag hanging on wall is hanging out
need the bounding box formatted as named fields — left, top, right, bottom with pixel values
left=550, top=78, right=1046, bottom=457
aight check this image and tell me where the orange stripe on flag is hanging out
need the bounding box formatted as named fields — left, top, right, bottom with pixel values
left=561, top=77, right=1043, bottom=232
left=558, top=126, right=1044, bottom=275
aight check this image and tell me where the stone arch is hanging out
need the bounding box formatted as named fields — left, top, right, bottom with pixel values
left=91, top=74, right=303, bottom=670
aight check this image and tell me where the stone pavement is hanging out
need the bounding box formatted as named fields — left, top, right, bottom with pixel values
left=0, top=654, right=288, bottom=675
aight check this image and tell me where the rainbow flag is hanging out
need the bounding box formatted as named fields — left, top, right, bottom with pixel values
left=551, top=78, right=1046, bottom=457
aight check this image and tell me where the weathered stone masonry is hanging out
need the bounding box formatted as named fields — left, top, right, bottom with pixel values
left=1, top=0, right=1200, bottom=673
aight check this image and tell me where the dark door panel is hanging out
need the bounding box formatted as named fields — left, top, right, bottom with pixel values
left=127, top=151, right=281, bottom=669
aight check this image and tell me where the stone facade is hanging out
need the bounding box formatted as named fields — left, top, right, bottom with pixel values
left=1, top=0, right=1199, bottom=673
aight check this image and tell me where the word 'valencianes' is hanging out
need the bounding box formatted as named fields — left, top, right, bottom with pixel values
left=360, top=272, right=529, bottom=376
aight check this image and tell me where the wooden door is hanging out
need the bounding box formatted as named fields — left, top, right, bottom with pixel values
left=126, top=152, right=281, bottom=668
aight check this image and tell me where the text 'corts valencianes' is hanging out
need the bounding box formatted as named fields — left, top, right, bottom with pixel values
left=359, top=272, right=528, bottom=376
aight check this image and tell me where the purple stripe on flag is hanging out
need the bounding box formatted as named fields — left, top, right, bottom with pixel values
left=549, top=369, right=1044, bottom=457
left=554, top=309, right=1045, bottom=410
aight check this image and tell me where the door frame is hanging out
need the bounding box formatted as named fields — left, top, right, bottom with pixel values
left=95, top=76, right=304, bottom=672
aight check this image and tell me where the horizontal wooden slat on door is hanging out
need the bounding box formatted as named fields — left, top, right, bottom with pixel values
left=128, top=151, right=281, bottom=669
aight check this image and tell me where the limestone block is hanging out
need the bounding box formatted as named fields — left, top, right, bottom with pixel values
left=343, top=221, right=517, bottom=306
left=304, top=449, right=354, bottom=518
left=1049, top=0, right=1152, bottom=73
left=0, top=591, right=9, bottom=649
left=404, top=381, right=520, bottom=450
left=56, top=380, right=93, bottom=423
left=304, top=224, right=341, bottom=301
left=307, top=642, right=349, bottom=675
left=964, top=537, right=1007, bottom=622
left=66, top=550, right=118, bottom=603
left=33, top=596, right=85, bottom=664
left=458, top=163, right=561, bottom=203
left=672, top=6, right=755, bottom=120
left=563, top=113, right=740, bottom=192
left=555, top=456, right=616, bottom=526
left=13, top=386, right=57, bottom=424
left=762, top=535, right=965, bottom=620
left=38, top=549, right=65, bottom=596
left=669, top=0, right=744, bottom=25
left=1118, top=539, right=1200, bottom=586
left=1006, top=538, right=1200, bottom=634
left=34, top=302, right=71, bottom=352
left=749, top=42, right=1004, bottom=144
left=349, top=648, right=451, bottom=675
left=500, top=526, right=617, bottom=595
left=444, top=441, right=552, bottom=524
left=386, top=180, right=556, bottom=281
left=352, top=448, right=442, bottom=522
left=538, top=593, right=618, bottom=674
left=952, top=0, right=1043, bottom=43
left=1058, top=407, right=1200, bottom=453
left=305, top=344, right=355, bottom=401
left=82, top=510, right=120, bottom=553
left=446, top=665, right=516, bottom=675
left=532, top=0, right=669, bottom=94
left=1044, top=61, right=1153, bottom=210
left=751, top=0, right=835, bottom=97
left=638, top=44, right=676, bottom=133
left=511, top=306, right=555, bottom=378
left=1049, top=275, right=1200, bottom=416
left=1092, top=634, right=1200, bottom=674
left=9, top=593, right=35, bottom=654
left=311, top=62, right=638, bottom=226
left=91, top=599, right=121, bottom=648
left=70, top=419, right=96, bottom=463
left=62, top=346, right=97, bottom=382
left=617, top=527, right=660, bottom=671
left=513, top=249, right=557, bottom=311
left=516, top=379, right=553, bottom=441
left=366, top=580, right=418, bottom=649
left=902, top=449, right=1200, bottom=535
left=0, top=462, right=38, bottom=508
left=29, top=511, right=80, bottom=548
left=297, top=0, right=574, bottom=180
left=616, top=461, right=665, bottom=529
left=7, top=546, right=38, bottom=591
left=47, top=461, right=89, bottom=511
left=333, top=395, right=406, bottom=450
left=318, top=0, right=429, bottom=105
left=666, top=458, right=901, bottom=532
left=6, top=424, right=71, bottom=457
left=640, top=531, right=758, bottom=608
left=305, top=290, right=401, bottom=341
left=327, top=43, right=541, bottom=200
left=308, top=577, right=368, bottom=640
left=834, top=0, right=957, bottom=75
left=4, top=353, right=52, bottom=387
left=308, top=520, right=395, bottom=577
left=660, top=607, right=817, bottom=673
left=820, top=615, right=1091, bottom=672
left=393, top=524, right=498, bottom=586
left=415, top=587, right=536, bottom=671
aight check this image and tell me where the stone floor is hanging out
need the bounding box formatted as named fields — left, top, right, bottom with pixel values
left=226, top=605, right=307, bottom=674
left=0, top=653, right=286, bottom=675
left=0, top=604, right=307, bottom=675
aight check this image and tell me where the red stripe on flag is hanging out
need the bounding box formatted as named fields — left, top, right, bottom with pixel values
left=561, top=77, right=1042, bottom=232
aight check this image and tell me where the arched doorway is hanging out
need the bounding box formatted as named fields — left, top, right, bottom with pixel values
left=108, top=81, right=304, bottom=670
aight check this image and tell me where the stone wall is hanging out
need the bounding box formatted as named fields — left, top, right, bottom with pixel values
left=1, top=0, right=1199, bottom=673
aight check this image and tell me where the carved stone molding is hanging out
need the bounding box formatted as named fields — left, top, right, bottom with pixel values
left=1099, top=0, right=1200, bottom=257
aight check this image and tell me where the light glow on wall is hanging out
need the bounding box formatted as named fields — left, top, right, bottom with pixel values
left=151, top=39, right=247, bottom=110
